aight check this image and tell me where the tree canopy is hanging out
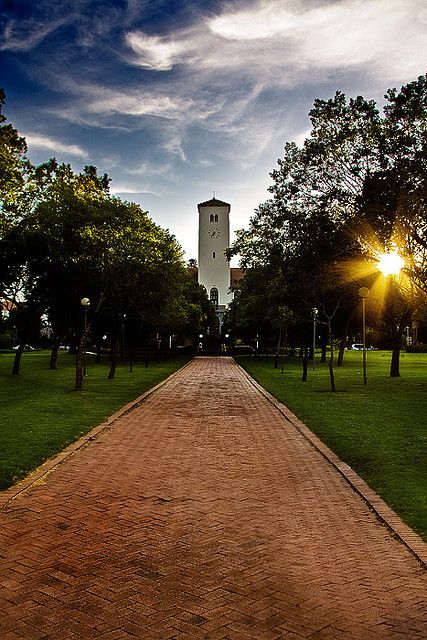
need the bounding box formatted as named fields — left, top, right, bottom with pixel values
left=0, top=90, right=213, bottom=376
left=227, top=73, right=427, bottom=377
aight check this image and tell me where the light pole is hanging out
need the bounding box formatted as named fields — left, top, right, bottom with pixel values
left=358, top=287, right=369, bottom=386
left=121, top=313, right=126, bottom=363
left=312, top=307, right=318, bottom=371
left=80, top=297, right=90, bottom=377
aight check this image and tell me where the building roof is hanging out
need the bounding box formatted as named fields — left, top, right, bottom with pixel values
left=197, top=197, right=230, bottom=209
left=186, top=266, right=246, bottom=291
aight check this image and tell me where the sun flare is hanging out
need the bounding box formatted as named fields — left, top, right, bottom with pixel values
left=376, top=251, right=405, bottom=276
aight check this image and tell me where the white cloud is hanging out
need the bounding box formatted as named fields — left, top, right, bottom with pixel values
left=47, top=77, right=219, bottom=129
left=25, top=133, right=88, bottom=158
left=87, top=90, right=189, bottom=119
left=206, top=0, right=427, bottom=80
left=19, top=0, right=427, bottom=187
left=110, top=183, right=161, bottom=197
left=120, top=0, right=427, bottom=108
left=208, top=2, right=295, bottom=40
left=125, top=31, right=185, bottom=70
left=163, top=131, right=188, bottom=163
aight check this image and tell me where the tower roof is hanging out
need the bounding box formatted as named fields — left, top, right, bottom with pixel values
left=198, top=197, right=230, bottom=209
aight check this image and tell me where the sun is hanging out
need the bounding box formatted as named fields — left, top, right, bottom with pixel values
left=376, top=251, right=405, bottom=276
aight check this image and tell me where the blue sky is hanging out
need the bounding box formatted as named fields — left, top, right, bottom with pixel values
left=1, top=0, right=426, bottom=262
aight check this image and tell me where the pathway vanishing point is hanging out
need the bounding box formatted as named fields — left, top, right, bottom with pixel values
left=0, top=356, right=426, bottom=639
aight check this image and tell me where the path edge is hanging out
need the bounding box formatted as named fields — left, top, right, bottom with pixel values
left=237, top=361, right=427, bottom=569
left=0, top=358, right=194, bottom=512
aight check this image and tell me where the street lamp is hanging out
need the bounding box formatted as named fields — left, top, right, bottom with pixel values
left=121, top=313, right=126, bottom=364
left=312, top=307, right=318, bottom=371
left=358, top=287, right=369, bottom=386
left=80, top=297, right=90, bottom=376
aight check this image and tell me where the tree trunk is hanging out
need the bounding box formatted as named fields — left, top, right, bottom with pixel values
left=337, top=318, right=350, bottom=367
left=120, top=319, right=126, bottom=364
left=388, top=305, right=413, bottom=378
left=50, top=337, right=61, bottom=370
left=74, top=333, right=86, bottom=391
left=12, top=344, right=25, bottom=375
left=320, top=336, right=327, bottom=363
left=328, top=319, right=336, bottom=392
left=74, top=315, right=92, bottom=390
left=95, top=341, right=102, bottom=364
left=274, top=326, right=283, bottom=369
left=337, top=334, right=347, bottom=367
left=108, top=332, right=119, bottom=380
left=390, top=342, right=401, bottom=378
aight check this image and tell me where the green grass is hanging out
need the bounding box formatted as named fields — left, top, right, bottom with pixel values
left=0, top=351, right=189, bottom=491
left=237, top=351, right=427, bottom=540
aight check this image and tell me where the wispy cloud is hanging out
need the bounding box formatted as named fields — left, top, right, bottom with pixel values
left=125, top=32, right=185, bottom=71
left=0, top=16, right=72, bottom=51
left=113, top=0, right=427, bottom=161
left=86, top=90, right=191, bottom=119
left=208, top=1, right=295, bottom=40
left=109, top=183, right=161, bottom=197
left=206, top=0, right=427, bottom=79
left=118, top=0, right=427, bottom=84
left=5, top=0, right=427, bottom=221
left=125, top=161, right=173, bottom=177
left=25, top=134, right=88, bottom=158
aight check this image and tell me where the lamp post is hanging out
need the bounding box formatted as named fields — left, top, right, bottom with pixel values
left=358, top=287, right=369, bottom=386
left=80, top=297, right=90, bottom=377
left=312, top=307, right=318, bottom=371
left=121, top=313, right=126, bottom=363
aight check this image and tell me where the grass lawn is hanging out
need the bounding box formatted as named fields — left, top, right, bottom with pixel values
left=237, top=350, right=427, bottom=540
left=0, top=350, right=189, bottom=492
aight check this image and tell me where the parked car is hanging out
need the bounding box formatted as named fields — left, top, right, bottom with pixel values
left=12, top=344, right=35, bottom=351
left=350, top=343, right=374, bottom=350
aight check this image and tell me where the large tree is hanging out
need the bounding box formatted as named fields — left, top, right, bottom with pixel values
left=356, top=74, right=427, bottom=293
left=229, top=76, right=427, bottom=378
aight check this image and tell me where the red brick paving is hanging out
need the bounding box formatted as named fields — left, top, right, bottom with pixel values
left=0, top=356, right=426, bottom=639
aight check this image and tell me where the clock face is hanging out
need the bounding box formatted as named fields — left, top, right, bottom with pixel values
left=209, top=226, right=220, bottom=238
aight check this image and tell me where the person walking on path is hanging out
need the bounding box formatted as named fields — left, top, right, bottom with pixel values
left=0, top=357, right=426, bottom=639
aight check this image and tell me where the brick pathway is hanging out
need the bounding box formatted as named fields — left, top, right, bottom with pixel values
left=0, top=357, right=426, bottom=639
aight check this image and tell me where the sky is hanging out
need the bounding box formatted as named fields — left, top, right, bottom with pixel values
left=1, top=0, right=427, bottom=263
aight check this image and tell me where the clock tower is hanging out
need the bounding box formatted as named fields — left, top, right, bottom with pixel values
left=197, top=197, right=230, bottom=316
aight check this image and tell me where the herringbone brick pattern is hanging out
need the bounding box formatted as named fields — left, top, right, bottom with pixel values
left=0, top=357, right=426, bottom=639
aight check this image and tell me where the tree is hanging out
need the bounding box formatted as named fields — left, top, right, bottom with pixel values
left=352, top=75, right=427, bottom=373
left=0, top=160, right=113, bottom=376
left=229, top=77, right=427, bottom=379
left=0, top=89, right=29, bottom=231
left=357, top=74, right=427, bottom=293
left=21, top=168, right=188, bottom=383
left=1, top=92, right=206, bottom=383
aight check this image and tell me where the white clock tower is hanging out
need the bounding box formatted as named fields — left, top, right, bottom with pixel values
left=197, top=197, right=231, bottom=315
